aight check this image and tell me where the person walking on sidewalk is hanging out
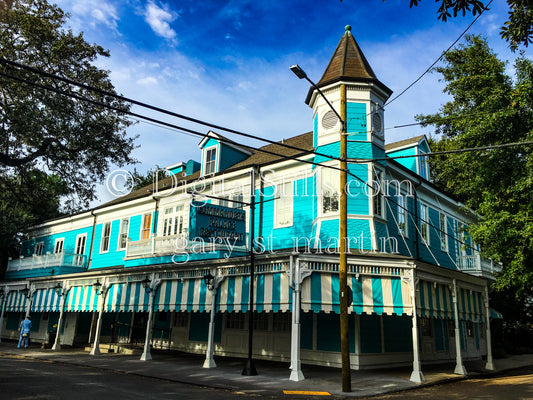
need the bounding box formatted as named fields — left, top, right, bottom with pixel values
left=18, top=316, right=32, bottom=349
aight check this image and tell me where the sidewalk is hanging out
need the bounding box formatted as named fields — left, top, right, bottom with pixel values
left=1, top=342, right=532, bottom=398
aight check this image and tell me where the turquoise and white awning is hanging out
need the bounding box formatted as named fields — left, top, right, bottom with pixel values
left=106, top=282, right=151, bottom=312
left=31, top=288, right=61, bottom=312
left=301, top=273, right=412, bottom=315
left=417, top=280, right=484, bottom=322
left=4, top=290, right=28, bottom=312
left=154, top=272, right=291, bottom=313
left=65, top=285, right=99, bottom=312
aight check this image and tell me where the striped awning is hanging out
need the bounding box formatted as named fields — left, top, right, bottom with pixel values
left=154, top=272, right=291, bottom=313
left=417, top=280, right=484, bottom=322
left=65, top=285, right=99, bottom=312
left=301, top=273, right=412, bottom=315
left=106, top=282, right=151, bottom=312
left=4, top=290, right=28, bottom=312
left=31, top=288, right=61, bottom=312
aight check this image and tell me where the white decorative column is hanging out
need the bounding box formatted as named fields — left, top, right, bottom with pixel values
left=52, top=283, right=69, bottom=351
left=452, top=279, right=467, bottom=375
left=405, top=269, right=424, bottom=384
left=140, top=275, right=162, bottom=361
left=25, top=286, right=36, bottom=318
left=289, top=256, right=312, bottom=382
left=203, top=272, right=224, bottom=368
left=483, top=285, right=495, bottom=370
left=90, top=281, right=109, bottom=356
left=0, top=287, right=8, bottom=343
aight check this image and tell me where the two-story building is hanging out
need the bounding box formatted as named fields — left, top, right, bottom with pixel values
left=0, top=26, right=500, bottom=383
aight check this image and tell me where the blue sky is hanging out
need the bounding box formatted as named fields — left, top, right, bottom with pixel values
left=53, top=0, right=521, bottom=204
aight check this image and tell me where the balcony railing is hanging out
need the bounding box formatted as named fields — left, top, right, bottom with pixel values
left=125, top=233, right=247, bottom=259
left=125, top=234, right=188, bottom=258
left=458, top=253, right=502, bottom=279
left=7, top=252, right=87, bottom=271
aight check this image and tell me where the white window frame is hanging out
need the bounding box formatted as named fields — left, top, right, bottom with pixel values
left=274, top=181, right=293, bottom=228
left=397, top=194, right=408, bottom=237
left=117, top=218, right=130, bottom=251
left=204, top=146, right=217, bottom=175
left=419, top=202, right=429, bottom=244
left=373, top=169, right=385, bottom=219
left=232, top=193, right=244, bottom=209
left=100, top=222, right=112, bottom=253
left=321, top=166, right=339, bottom=215
left=161, top=205, right=185, bottom=237
left=75, top=234, right=87, bottom=255
left=54, top=238, right=64, bottom=254
left=418, top=149, right=429, bottom=180
left=439, top=212, right=448, bottom=252
left=34, top=242, right=44, bottom=256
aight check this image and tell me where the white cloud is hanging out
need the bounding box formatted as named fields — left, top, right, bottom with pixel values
left=144, top=1, right=178, bottom=40
left=62, top=0, right=120, bottom=31
left=137, top=76, right=158, bottom=85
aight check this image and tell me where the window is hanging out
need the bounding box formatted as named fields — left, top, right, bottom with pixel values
left=54, top=238, right=64, bottom=254
left=161, top=206, right=185, bottom=237
left=321, top=167, right=339, bottom=213
left=274, top=181, right=293, bottom=228
left=204, top=147, right=217, bottom=175
left=34, top=242, right=44, bottom=256
left=232, top=193, right=244, bottom=209
left=420, top=317, right=432, bottom=336
left=439, top=213, right=448, bottom=252
left=373, top=169, right=385, bottom=218
left=118, top=219, right=129, bottom=250
left=141, top=214, right=152, bottom=240
left=226, top=312, right=245, bottom=330
left=397, top=195, right=408, bottom=237
left=419, top=203, right=429, bottom=243
left=75, top=234, right=87, bottom=255
left=219, top=195, right=229, bottom=208
left=100, top=222, right=111, bottom=253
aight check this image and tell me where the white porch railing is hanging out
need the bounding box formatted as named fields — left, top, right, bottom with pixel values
left=125, top=234, right=188, bottom=258
left=7, top=252, right=87, bottom=271
left=458, top=253, right=502, bottom=279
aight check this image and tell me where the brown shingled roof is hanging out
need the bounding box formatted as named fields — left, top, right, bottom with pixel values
left=306, top=26, right=392, bottom=104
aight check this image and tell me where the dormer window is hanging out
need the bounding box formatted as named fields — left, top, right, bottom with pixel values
left=204, top=147, right=217, bottom=175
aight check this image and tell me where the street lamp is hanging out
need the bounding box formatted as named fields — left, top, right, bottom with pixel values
left=54, top=283, right=63, bottom=296
left=21, top=286, right=31, bottom=299
left=290, top=64, right=351, bottom=392
left=203, top=273, right=215, bottom=290
left=93, top=280, right=102, bottom=295
left=141, top=276, right=152, bottom=292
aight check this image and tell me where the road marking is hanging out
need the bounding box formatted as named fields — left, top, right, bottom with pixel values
left=283, top=390, right=331, bottom=396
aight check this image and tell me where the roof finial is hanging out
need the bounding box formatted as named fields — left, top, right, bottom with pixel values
left=345, top=25, right=352, bottom=33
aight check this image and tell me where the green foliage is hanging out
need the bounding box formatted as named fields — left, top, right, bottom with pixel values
left=382, top=0, right=533, bottom=50
left=0, top=0, right=137, bottom=273
left=418, top=35, right=533, bottom=298
left=130, top=166, right=169, bottom=192
left=0, top=0, right=136, bottom=207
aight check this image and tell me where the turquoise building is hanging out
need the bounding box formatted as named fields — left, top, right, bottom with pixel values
left=0, top=27, right=500, bottom=383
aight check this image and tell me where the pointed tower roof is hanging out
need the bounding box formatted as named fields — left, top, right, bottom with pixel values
left=305, top=26, right=392, bottom=104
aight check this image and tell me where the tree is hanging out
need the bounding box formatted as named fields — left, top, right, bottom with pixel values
left=418, top=35, right=533, bottom=300
left=0, top=0, right=136, bottom=208
left=381, top=0, right=533, bottom=51
left=129, top=166, right=169, bottom=192
left=0, top=0, right=136, bottom=274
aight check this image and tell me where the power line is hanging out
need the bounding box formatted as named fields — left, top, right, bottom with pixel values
left=347, top=140, right=533, bottom=163
left=382, top=0, right=493, bottom=109
left=0, top=70, right=348, bottom=176
left=0, top=57, right=343, bottom=164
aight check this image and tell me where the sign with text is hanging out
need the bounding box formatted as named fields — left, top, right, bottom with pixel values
left=189, top=201, right=246, bottom=246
